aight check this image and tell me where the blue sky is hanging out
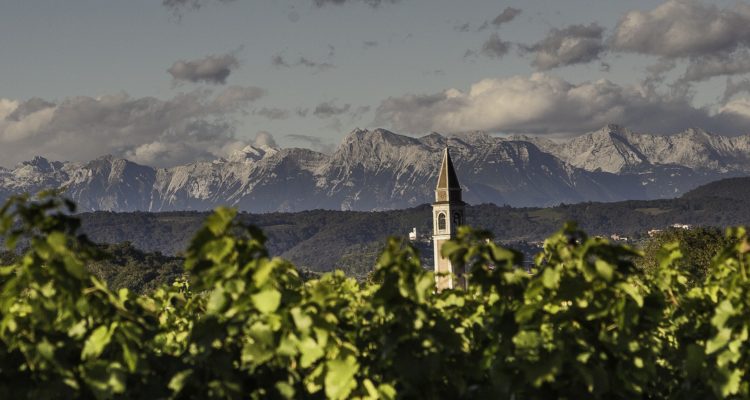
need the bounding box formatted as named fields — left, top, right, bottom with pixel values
left=1, top=0, right=749, bottom=166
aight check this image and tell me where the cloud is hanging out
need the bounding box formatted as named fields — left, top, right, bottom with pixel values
left=424, top=69, right=445, bottom=76
left=164, top=0, right=400, bottom=15
left=168, top=52, right=240, bottom=85
left=363, top=40, right=379, bottom=48
left=0, top=86, right=267, bottom=167
left=286, top=134, right=335, bottom=153
left=211, top=85, right=266, bottom=110
left=522, top=23, right=606, bottom=70
left=313, top=101, right=351, bottom=118
left=645, top=59, right=677, bottom=80
left=253, top=130, right=277, bottom=148
left=454, top=22, right=471, bottom=33
left=466, top=33, right=511, bottom=59
left=253, top=107, right=291, bottom=120
left=374, top=73, right=750, bottom=135
left=272, top=54, right=334, bottom=71
left=457, top=7, right=521, bottom=33
left=299, top=57, right=333, bottom=69
left=271, top=55, right=288, bottom=68
left=4, top=98, right=55, bottom=121
left=313, top=0, right=401, bottom=7
left=680, top=50, right=750, bottom=83
left=612, top=0, right=750, bottom=58
left=350, top=105, right=371, bottom=120
left=723, top=78, right=750, bottom=103
left=492, top=7, right=521, bottom=27
left=162, top=0, right=237, bottom=16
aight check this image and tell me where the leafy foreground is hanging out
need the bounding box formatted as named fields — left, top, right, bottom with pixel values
left=2, top=195, right=750, bottom=399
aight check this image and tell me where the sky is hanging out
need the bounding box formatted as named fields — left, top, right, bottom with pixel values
left=2, top=0, right=750, bottom=167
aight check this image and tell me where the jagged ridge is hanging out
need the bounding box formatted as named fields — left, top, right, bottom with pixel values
left=1, top=126, right=748, bottom=212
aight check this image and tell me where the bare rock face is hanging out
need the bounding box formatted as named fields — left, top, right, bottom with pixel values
left=1, top=125, right=748, bottom=212
left=528, top=124, right=750, bottom=174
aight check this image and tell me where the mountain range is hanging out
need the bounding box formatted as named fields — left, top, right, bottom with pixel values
left=2, top=124, right=749, bottom=212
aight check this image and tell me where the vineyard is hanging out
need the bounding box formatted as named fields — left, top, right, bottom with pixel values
left=2, top=194, right=750, bottom=399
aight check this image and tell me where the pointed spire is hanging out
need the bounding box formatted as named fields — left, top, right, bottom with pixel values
left=435, top=147, right=462, bottom=203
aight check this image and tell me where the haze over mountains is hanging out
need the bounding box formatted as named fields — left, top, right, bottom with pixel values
left=1, top=124, right=749, bottom=212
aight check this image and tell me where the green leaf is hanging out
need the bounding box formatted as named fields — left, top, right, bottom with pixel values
left=82, top=361, right=127, bottom=397
left=325, top=356, right=359, bottom=400
left=46, top=231, right=68, bottom=253
left=252, top=289, right=281, bottom=314
left=168, top=369, right=194, bottom=394
left=37, top=339, right=55, bottom=360
left=206, top=288, right=228, bottom=314
left=707, top=328, right=732, bottom=354
left=541, top=268, right=560, bottom=289
left=299, top=337, right=325, bottom=368
left=594, top=259, right=614, bottom=281
left=0, top=264, right=16, bottom=276
left=82, top=323, right=116, bottom=361
left=291, top=307, right=313, bottom=332
left=205, top=207, right=237, bottom=235
left=276, top=381, right=295, bottom=398
left=440, top=241, right=463, bottom=259
left=617, top=282, right=643, bottom=307
left=513, top=330, right=541, bottom=350
left=253, top=260, right=275, bottom=287
left=711, top=300, right=735, bottom=329
left=121, top=343, right=138, bottom=372
left=719, top=368, right=742, bottom=397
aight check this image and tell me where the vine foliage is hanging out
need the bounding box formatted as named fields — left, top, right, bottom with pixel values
left=1, top=194, right=750, bottom=399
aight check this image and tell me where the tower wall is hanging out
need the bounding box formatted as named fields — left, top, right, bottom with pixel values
left=433, top=238, right=453, bottom=290
left=432, top=147, right=465, bottom=291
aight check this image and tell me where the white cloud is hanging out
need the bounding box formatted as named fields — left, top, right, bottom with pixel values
left=253, top=131, right=277, bottom=148
left=0, top=99, right=18, bottom=121
left=719, top=97, right=750, bottom=118
left=0, top=86, right=266, bottom=167
left=374, top=73, right=750, bottom=135
left=523, top=24, right=606, bottom=70
left=612, top=1, right=750, bottom=58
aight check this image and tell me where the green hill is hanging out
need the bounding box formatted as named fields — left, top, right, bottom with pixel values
left=76, top=177, right=750, bottom=274
left=682, top=176, right=750, bottom=201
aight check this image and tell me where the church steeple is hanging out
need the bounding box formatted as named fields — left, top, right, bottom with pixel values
left=432, top=147, right=466, bottom=290
left=435, top=147, right=462, bottom=203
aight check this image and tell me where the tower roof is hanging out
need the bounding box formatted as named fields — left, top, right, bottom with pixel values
left=434, top=147, right=462, bottom=203
left=436, top=147, right=460, bottom=190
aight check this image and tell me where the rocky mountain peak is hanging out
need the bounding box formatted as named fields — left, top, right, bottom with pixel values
left=228, top=144, right=278, bottom=163
left=450, top=131, right=494, bottom=146
left=345, top=127, right=416, bottom=145
left=339, top=128, right=424, bottom=162
left=21, top=156, right=55, bottom=172
left=676, top=127, right=714, bottom=141
left=1, top=125, right=748, bottom=213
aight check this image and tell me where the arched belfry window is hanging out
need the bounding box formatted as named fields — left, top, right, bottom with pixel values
left=438, top=213, right=446, bottom=231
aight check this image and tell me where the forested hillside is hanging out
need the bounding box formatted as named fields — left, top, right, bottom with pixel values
left=77, top=177, right=750, bottom=272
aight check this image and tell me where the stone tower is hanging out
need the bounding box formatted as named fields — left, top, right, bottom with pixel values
left=432, top=147, right=465, bottom=290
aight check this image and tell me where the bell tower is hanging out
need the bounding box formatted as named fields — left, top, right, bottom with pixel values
left=432, top=147, right=465, bottom=290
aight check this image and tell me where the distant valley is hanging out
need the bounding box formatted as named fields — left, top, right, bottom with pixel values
left=2, top=124, right=750, bottom=212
